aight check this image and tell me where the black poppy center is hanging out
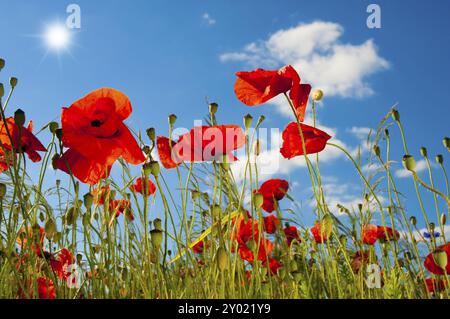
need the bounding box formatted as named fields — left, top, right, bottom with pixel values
left=91, top=120, right=103, bottom=127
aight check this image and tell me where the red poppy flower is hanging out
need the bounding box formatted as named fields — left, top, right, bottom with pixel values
left=311, top=221, right=327, bottom=244
left=37, top=277, right=56, bottom=299
left=362, top=224, right=379, bottom=245
left=234, top=65, right=311, bottom=121
left=49, top=248, right=74, bottom=280
left=256, top=179, right=289, bottom=213
left=264, top=258, right=282, bottom=275
left=280, top=122, right=331, bottom=159
left=424, top=243, right=450, bottom=275
left=263, top=214, right=280, bottom=234
left=110, top=199, right=132, bottom=220
left=193, top=240, right=204, bottom=254
left=234, top=217, right=260, bottom=245
left=238, top=239, right=274, bottom=263
left=173, top=125, right=245, bottom=163
left=425, top=278, right=447, bottom=294
left=284, top=225, right=300, bottom=246
left=0, top=117, right=46, bottom=164
left=57, top=88, right=145, bottom=183
left=92, top=186, right=111, bottom=205
left=130, top=177, right=156, bottom=196
left=157, top=136, right=181, bottom=169
left=377, top=226, right=400, bottom=242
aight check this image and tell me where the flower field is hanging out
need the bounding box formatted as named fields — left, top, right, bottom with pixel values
left=0, top=58, right=449, bottom=299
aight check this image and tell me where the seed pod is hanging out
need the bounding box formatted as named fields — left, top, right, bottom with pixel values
left=153, top=218, right=162, bottom=231
left=9, top=77, right=18, bottom=88
left=14, top=109, right=25, bottom=127
left=215, top=246, right=228, bottom=271
left=384, top=128, right=389, bottom=138
left=432, top=250, right=448, bottom=270
left=150, top=229, right=163, bottom=247
left=48, top=122, right=59, bottom=134
left=373, top=145, right=380, bottom=157
left=420, top=147, right=428, bottom=157
left=0, top=58, right=5, bottom=70
left=253, top=192, right=264, bottom=209
left=436, top=154, right=444, bottom=165
left=441, top=213, right=447, bottom=225
left=146, top=127, right=155, bottom=142
left=244, top=113, right=253, bottom=130
left=255, top=115, right=265, bottom=127
left=168, top=114, right=177, bottom=126
left=392, top=109, right=400, bottom=122
left=312, top=89, right=324, bottom=101
left=83, top=193, right=93, bottom=209
left=402, top=155, right=416, bottom=172
left=149, top=161, right=160, bottom=176
left=410, top=216, right=417, bottom=226
left=65, top=207, right=78, bottom=225
left=209, top=102, right=218, bottom=115
left=443, top=137, right=450, bottom=151
left=45, top=218, right=57, bottom=238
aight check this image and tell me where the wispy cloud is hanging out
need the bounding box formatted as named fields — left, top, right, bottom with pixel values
left=394, top=159, right=429, bottom=178
left=202, top=13, right=216, bottom=26
left=347, top=126, right=373, bottom=140
left=220, top=20, right=389, bottom=101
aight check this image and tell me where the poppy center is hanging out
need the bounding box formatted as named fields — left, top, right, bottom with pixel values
left=91, top=120, right=103, bottom=127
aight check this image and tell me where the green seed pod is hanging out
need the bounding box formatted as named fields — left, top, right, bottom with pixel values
left=432, top=250, right=448, bottom=270
left=292, top=271, right=302, bottom=282
left=441, top=213, right=447, bottom=225
left=9, top=77, right=18, bottom=88
left=65, top=207, right=78, bottom=225
left=373, top=145, right=380, bottom=157
left=0, top=183, right=6, bottom=198
left=402, top=155, right=416, bottom=172
left=14, top=109, right=25, bottom=127
left=255, top=115, right=265, bottom=127
left=289, top=260, right=298, bottom=272
left=146, top=127, right=155, bottom=142
left=82, top=213, right=91, bottom=228
left=253, top=192, right=264, bottom=209
left=410, top=216, right=417, bottom=226
left=244, top=113, right=253, bottom=130
left=48, top=122, right=59, bottom=134
left=150, top=229, right=163, bottom=247
left=45, top=218, right=57, bottom=238
left=209, top=102, right=218, bottom=115
left=168, top=114, right=177, bottom=126
left=0, top=58, right=5, bottom=70
left=392, top=109, right=400, bottom=122
left=153, top=218, right=162, bottom=231
left=142, top=145, right=151, bottom=155
left=420, top=147, right=428, bottom=158
left=312, top=89, right=324, bottom=101
left=149, top=161, right=160, bottom=176
left=436, top=154, right=444, bottom=165
left=215, top=246, right=228, bottom=271
left=83, top=193, right=93, bottom=209
left=443, top=137, right=450, bottom=151
left=210, top=205, right=222, bottom=218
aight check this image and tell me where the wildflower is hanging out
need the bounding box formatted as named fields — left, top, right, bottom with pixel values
left=156, top=136, right=180, bottom=169
left=362, top=224, right=379, bottom=245
left=110, top=199, right=133, bottom=220
left=264, top=258, right=282, bottom=275
left=284, top=225, right=300, bottom=246
left=256, top=179, right=289, bottom=213
left=424, top=243, right=450, bottom=275
left=311, top=216, right=333, bottom=244
left=37, top=277, right=56, bottom=299
left=280, top=122, right=331, bottom=159
left=16, top=225, right=45, bottom=257
left=55, top=88, right=145, bottom=184
left=263, top=214, right=280, bottom=234
left=234, top=65, right=311, bottom=121
left=130, top=177, right=156, bottom=196
left=238, top=239, right=274, bottom=263
left=49, top=248, right=75, bottom=280
left=425, top=278, right=447, bottom=294
left=192, top=240, right=204, bottom=254
left=423, top=231, right=440, bottom=239
left=92, top=186, right=111, bottom=205
left=377, top=226, right=400, bottom=242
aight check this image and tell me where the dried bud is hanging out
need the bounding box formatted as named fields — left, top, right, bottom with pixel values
left=209, top=102, right=218, bottom=115
left=244, top=113, right=253, bottom=130
left=83, top=193, right=93, bottom=209
left=146, top=127, right=155, bottom=142
left=150, top=229, right=163, bottom=247
left=254, top=139, right=261, bottom=156
left=410, top=216, right=417, bottom=226
left=402, top=155, right=416, bottom=172
left=444, top=137, right=450, bottom=151
left=9, top=77, right=18, bottom=88
left=392, top=109, right=400, bottom=122
left=436, top=154, right=444, bottom=165
left=441, top=213, right=447, bottom=225
left=312, top=89, right=323, bottom=101
left=168, top=114, right=177, bottom=126
left=48, top=122, right=59, bottom=134
left=373, top=145, right=380, bottom=157
left=142, top=145, right=151, bottom=155
left=384, top=128, right=389, bottom=138
left=14, top=109, right=25, bottom=127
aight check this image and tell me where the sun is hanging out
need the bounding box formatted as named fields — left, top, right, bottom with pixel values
left=44, top=23, right=70, bottom=50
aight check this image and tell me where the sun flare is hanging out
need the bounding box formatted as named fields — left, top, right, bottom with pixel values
left=44, top=23, right=70, bottom=50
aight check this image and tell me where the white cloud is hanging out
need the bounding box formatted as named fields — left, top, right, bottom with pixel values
left=348, top=126, right=372, bottom=140
left=202, top=13, right=216, bottom=26
left=220, top=20, right=389, bottom=100
left=394, top=159, right=429, bottom=178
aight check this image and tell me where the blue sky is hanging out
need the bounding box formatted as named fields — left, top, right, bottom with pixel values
left=0, top=0, right=449, bottom=237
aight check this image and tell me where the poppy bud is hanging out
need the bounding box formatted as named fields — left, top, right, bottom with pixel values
left=65, top=207, right=78, bottom=225
left=146, top=127, right=155, bottom=142
left=436, top=154, right=444, bottom=165
left=48, top=122, right=59, bottom=134
left=150, top=161, right=160, bottom=176
left=433, top=250, right=448, bottom=270
left=45, top=218, right=57, bottom=238
left=209, top=102, right=218, bottom=115
left=255, top=115, right=265, bottom=127
left=142, top=145, right=151, bottom=155
left=373, top=145, right=380, bottom=157
left=0, top=83, right=4, bottom=97
left=244, top=113, right=253, bottom=130
left=410, top=216, right=417, bottom=226
left=0, top=183, right=6, bottom=198
left=83, top=193, right=93, bottom=209
left=420, top=147, right=428, bottom=158
left=9, top=77, right=18, bottom=88
left=441, top=213, right=447, bottom=225
left=384, top=128, right=389, bottom=138
left=444, top=137, right=450, bottom=151
left=0, top=58, right=4, bottom=70
left=153, top=218, right=162, bottom=231
left=55, top=128, right=63, bottom=140
left=215, top=246, right=228, bottom=271
left=150, top=229, right=163, bottom=247
left=312, top=89, right=324, bottom=101
left=392, top=109, right=400, bottom=122
left=168, top=114, right=177, bottom=126
left=253, top=192, right=264, bottom=209
left=191, top=190, right=200, bottom=201
left=14, top=109, right=25, bottom=127
left=402, top=155, right=416, bottom=172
